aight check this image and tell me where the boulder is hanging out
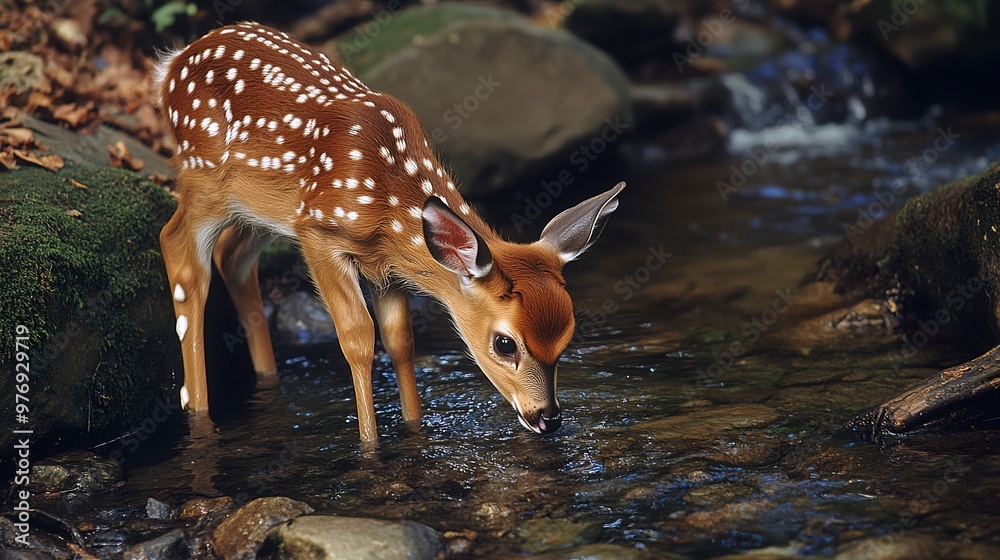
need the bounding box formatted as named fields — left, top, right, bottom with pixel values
left=340, top=3, right=633, bottom=196
left=0, top=165, right=180, bottom=456
left=269, top=515, right=441, bottom=560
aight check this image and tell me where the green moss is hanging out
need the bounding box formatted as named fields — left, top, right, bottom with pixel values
left=0, top=164, right=181, bottom=450
left=341, top=4, right=522, bottom=74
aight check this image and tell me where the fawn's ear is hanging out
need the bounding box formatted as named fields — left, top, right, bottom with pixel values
left=423, top=197, right=493, bottom=283
left=540, top=181, right=625, bottom=264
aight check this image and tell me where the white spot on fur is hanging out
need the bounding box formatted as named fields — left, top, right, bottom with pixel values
left=176, top=315, right=188, bottom=341
left=173, top=284, right=186, bottom=302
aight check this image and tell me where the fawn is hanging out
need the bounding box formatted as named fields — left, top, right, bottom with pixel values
left=154, top=22, right=624, bottom=441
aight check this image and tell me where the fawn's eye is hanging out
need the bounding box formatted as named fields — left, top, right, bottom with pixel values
left=493, top=335, right=517, bottom=358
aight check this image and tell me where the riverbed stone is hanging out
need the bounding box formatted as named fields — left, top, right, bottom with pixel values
left=533, top=543, right=657, bottom=560
left=269, top=515, right=441, bottom=560
left=0, top=165, right=180, bottom=456
left=636, top=404, right=780, bottom=441
left=343, top=3, right=632, bottom=196
left=30, top=450, right=122, bottom=493
left=212, top=497, right=313, bottom=560
left=122, top=529, right=193, bottom=560
left=514, top=517, right=603, bottom=554
left=834, top=532, right=939, bottom=560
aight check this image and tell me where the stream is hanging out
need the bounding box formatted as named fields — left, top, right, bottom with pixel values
left=66, top=93, right=1000, bottom=558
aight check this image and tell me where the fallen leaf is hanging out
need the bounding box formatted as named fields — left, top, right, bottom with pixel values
left=107, top=140, right=143, bottom=171
left=13, top=149, right=63, bottom=171
left=52, top=102, right=91, bottom=127
left=0, top=127, right=36, bottom=147
left=0, top=148, right=17, bottom=169
left=65, top=209, right=82, bottom=217
left=67, top=177, right=88, bottom=189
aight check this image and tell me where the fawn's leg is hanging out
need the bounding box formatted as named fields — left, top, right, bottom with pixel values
left=160, top=201, right=223, bottom=413
left=299, top=243, right=378, bottom=442
left=213, top=226, right=277, bottom=377
left=372, top=284, right=422, bottom=424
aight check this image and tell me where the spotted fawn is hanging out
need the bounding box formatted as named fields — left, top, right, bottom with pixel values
left=154, top=22, right=624, bottom=441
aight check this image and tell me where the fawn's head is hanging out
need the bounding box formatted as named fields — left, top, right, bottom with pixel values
left=422, top=182, right=625, bottom=433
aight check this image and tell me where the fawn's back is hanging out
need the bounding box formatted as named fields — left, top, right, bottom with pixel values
left=157, top=22, right=479, bottom=265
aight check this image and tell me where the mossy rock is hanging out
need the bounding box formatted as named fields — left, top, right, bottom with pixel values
left=0, top=164, right=181, bottom=456
left=336, top=3, right=633, bottom=196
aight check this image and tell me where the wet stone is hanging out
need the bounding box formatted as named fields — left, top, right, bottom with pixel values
left=212, top=497, right=313, bottom=560
left=514, top=517, right=603, bottom=554
left=683, top=483, right=755, bottom=506
left=705, top=433, right=787, bottom=467
left=178, top=496, right=234, bottom=521
left=637, top=404, right=781, bottom=442
left=834, top=532, right=939, bottom=560
left=122, top=529, right=193, bottom=560
left=269, top=515, right=441, bottom=560
left=30, top=450, right=122, bottom=493
left=532, top=543, right=659, bottom=560
left=145, top=497, right=173, bottom=520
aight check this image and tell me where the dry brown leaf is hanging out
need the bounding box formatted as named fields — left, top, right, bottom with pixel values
left=67, top=177, right=89, bottom=189
left=0, top=148, right=17, bottom=169
left=52, top=102, right=91, bottom=127
left=108, top=140, right=144, bottom=171
left=0, top=127, right=36, bottom=147
left=13, top=149, right=64, bottom=171
left=65, top=209, right=82, bottom=217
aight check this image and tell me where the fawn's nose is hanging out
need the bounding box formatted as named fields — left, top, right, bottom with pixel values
left=537, top=407, right=562, bottom=434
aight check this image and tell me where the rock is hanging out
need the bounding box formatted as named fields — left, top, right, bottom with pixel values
left=834, top=532, right=940, bottom=560
left=274, top=291, right=337, bottom=343
left=533, top=543, right=655, bottom=560
left=212, top=497, right=313, bottom=560
left=30, top=450, right=122, bottom=493
left=704, top=432, right=786, bottom=468
left=636, top=404, right=780, bottom=441
left=343, top=4, right=633, bottom=196
left=562, top=0, right=683, bottom=70
left=146, top=497, right=173, bottom=520
left=630, top=79, right=730, bottom=130
left=0, top=165, right=181, bottom=456
left=269, top=515, right=441, bottom=560
left=178, top=496, right=235, bottom=521
left=16, top=112, right=172, bottom=178
left=0, top=53, right=45, bottom=93
left=514, top=517, right=603, bottom=554
left=123, top=529, right=194, bottom=560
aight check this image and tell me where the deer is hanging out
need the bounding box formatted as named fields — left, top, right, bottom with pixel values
left=154, top=22, right=625, bottom=442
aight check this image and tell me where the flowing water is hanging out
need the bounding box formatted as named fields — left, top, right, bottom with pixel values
left=63, top=66, right=1000, bottom=557
left=89, top=110, right=1000, bottom=558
